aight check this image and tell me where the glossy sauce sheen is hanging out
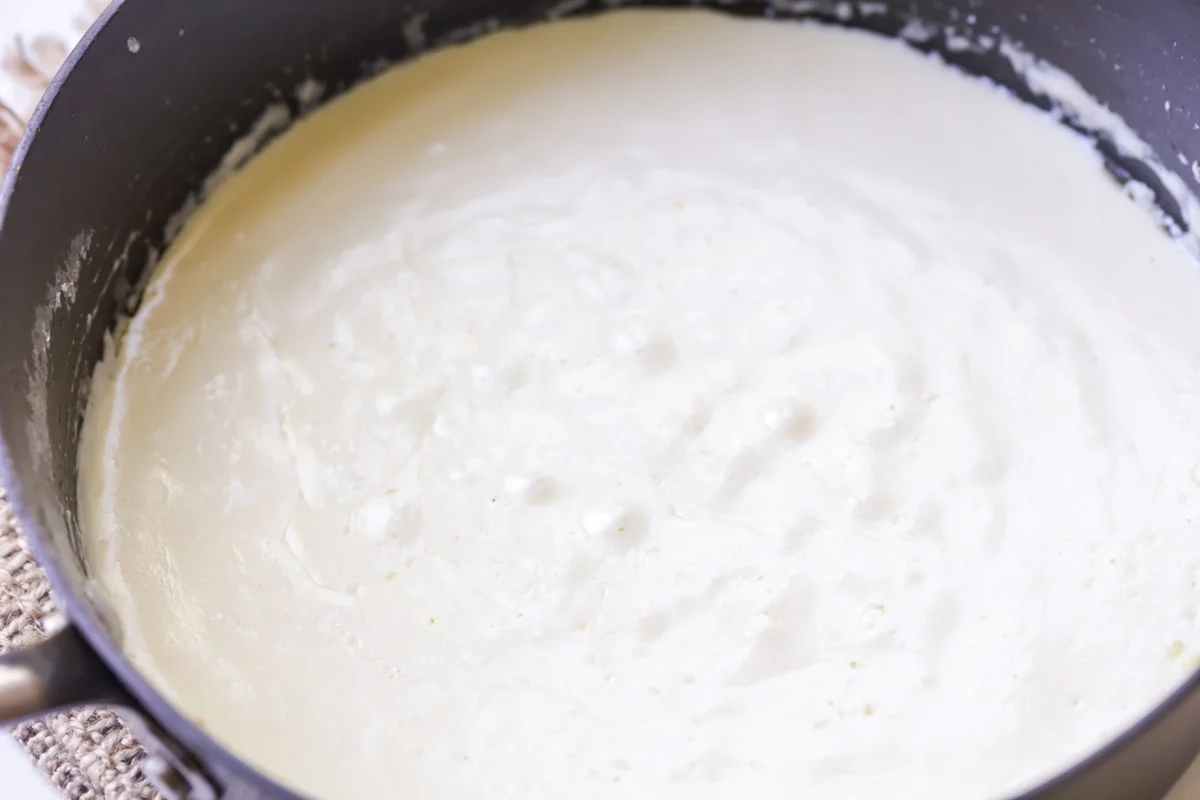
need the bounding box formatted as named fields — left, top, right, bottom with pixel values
left=79, top=10, right=1200, bottom=799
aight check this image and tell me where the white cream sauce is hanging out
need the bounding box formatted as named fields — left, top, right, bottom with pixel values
left=78, top=10, right=1200, bottom=799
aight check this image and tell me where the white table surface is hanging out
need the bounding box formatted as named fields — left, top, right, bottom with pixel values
left=1, top=1, right=1200, bottom=798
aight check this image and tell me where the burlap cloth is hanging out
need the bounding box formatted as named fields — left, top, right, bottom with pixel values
left=0, top=496, right=155, bottom=799
left=0, top=3, right=157, bottom=797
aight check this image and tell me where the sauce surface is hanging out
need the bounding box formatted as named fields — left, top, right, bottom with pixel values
left=79, top=10, right=1200, bottom=799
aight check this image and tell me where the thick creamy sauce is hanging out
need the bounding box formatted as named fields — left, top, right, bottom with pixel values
left=79, top=11, right=1200, bottom=799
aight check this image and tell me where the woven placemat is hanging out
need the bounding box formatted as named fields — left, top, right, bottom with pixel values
left=0, top=494, right=154, bottom=799
left=1, top=3, right=157, bottom=797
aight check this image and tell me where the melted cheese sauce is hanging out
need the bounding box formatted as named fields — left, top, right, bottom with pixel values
left=79, top=10, right=1200, bottom=799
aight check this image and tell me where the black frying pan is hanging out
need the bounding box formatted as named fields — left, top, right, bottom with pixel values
left=2, top=1, right=1200, bottom=798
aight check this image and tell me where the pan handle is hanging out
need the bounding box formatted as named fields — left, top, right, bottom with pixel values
left=0, top=615, right=220, bottom=800
left=0, top=613, right=128, bottom=722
